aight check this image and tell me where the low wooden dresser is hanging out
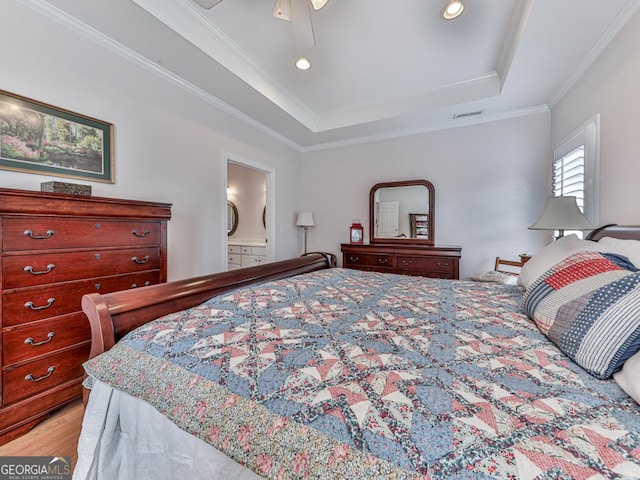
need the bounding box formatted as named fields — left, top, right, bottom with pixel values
left=0, top=188, right=171, bottom=444
left=341, top=243, right=462, bottom=279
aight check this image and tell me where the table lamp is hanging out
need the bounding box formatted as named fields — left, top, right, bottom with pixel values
left=296, top=211, right=315, bottom=254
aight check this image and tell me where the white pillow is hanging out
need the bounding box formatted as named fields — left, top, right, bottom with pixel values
left=614, top=349, right=640, bottom=404
left=598, top=237, right=640, bottom=268
left=469, top=270, right=517, bottom=285
left=518, top=234, right=610, bottom=289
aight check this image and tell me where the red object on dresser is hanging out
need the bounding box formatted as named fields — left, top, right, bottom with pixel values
left=0, top=188, right=171, bottom=445
left=349, top=220, right=364, bottom=244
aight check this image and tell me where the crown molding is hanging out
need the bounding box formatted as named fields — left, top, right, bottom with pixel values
left=315, top=73, right=501, bottom=132
left=549, top=0, right=640, bottom=108
left=131, top=0, right=519, bottom=133
left=16, top=0, right=575, bottom=154
left=17, top=0, right=302, bottom=150
left=496, top=0, right=534, bottom=91
left=301, top=105, right=550, bottom=152
left=134, top=0, right=318, bottom=130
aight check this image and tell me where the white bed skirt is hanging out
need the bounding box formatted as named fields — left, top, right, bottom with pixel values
left=73, top=380, right=263, bottom=480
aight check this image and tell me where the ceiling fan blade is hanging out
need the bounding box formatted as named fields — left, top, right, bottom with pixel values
left=193, top=0, right=224, bottom=9
left=290, top=0, right=315, bottom=49
left=273, top=0, right=292, bottom=21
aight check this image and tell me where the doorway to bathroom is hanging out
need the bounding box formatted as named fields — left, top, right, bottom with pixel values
left=225, top=158, right=274, bottom=270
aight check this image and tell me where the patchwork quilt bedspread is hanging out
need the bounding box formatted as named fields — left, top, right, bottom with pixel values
left=84, top=268, right=640, bottom=479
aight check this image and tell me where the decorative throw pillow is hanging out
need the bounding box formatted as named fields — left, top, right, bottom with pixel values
left=599, top=236, right=640, bottom=268
left=614, top=349, right=640, bottom=404
left=522, top=251, right=640, bottom=379
left=518, top=234, right=611, bottom=289
left=469, top=270, right=517, bottom=285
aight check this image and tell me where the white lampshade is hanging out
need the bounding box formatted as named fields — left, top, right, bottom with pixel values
left=296, top=211, right=315, bottom=227
left=530, top=196, right=594, bottom=235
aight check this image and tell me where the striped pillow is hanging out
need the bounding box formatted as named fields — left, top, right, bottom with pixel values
left=522, top=251, right=640, bottom=379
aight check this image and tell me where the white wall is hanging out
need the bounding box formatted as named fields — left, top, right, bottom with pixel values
left=300, top=113, right=551, bottom=279
left=1, top=1, right=302, bottom=280
left=551, top=9, right=640, bottom=225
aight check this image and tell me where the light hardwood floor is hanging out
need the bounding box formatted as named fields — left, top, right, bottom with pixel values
left=0, top=400, right=83, bottom=468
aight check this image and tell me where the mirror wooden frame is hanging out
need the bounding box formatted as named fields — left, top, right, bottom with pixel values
left=227, top=200, right=238, bottom=236
left=369, top=179, right=435, bottom=245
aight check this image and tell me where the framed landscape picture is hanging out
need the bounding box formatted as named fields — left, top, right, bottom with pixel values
left=0, top=89, right=113, bottom=183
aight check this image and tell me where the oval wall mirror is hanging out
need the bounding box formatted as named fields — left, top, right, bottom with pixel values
left=369, top=179, right=435, bottom=245
left=227, top=200, right=238, bottom=236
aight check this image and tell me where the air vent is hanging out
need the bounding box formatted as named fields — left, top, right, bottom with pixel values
left=452, top=110, right=484, bottom=119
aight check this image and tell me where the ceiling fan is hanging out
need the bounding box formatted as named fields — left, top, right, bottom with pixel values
left=192, top=0, right=328, bottom=50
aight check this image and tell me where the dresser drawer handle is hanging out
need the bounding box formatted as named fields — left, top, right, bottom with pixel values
left=401, top=260, right=413, bottom=266
left=24, top=298, right=55, bottom=310
left=378, top=258, right=388, bottom=264
left=24, top=264, right=55, bottom=275
left=132, top=255, right=150, bottom=264
left=349, top=256, right=359, bottom=262
left=25, top=366, right=55, bottom=382
left=437, top=262, right=450, bottom=268
left=131, top=281, right=150, bottom=288
left=132, top=229, right=150, bottom=238
left=24, top=332, right=55, bottom=346
left=24, top=229, right=55, bottom=240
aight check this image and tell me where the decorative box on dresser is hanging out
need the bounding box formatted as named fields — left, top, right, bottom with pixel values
left=0, top=188, right=171, bottom=444
left=341, top=243, right=461, bottom=279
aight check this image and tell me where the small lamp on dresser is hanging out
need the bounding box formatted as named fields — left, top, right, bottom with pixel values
left=296, top=211, right=315, bottom=254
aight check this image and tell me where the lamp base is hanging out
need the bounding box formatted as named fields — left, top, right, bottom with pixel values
left=303, top=226, right=308, bottom=254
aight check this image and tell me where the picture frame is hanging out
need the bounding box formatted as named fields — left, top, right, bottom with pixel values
left=0, top=89, right=114, bottom=183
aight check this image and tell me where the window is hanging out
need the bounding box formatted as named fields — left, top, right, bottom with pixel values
left=554, top=144, right=586, bottom=210
left=552, top=114, right=600, bottom=236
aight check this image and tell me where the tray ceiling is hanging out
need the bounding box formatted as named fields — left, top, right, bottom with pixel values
left=26, top=0, right=640, bottom=149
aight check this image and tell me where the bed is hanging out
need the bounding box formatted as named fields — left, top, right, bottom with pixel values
left=74, top=228, right=640, bottom=479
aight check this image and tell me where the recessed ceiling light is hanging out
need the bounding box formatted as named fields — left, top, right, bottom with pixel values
left=295, top=57, right=311, bottom=71
left=441, top=0, right=465, bottom=20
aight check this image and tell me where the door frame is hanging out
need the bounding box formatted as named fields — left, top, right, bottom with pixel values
left=222, top=153, right=275, bottom=269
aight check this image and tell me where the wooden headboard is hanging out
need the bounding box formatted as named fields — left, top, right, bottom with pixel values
left=585, top=224, right=640, bottom=241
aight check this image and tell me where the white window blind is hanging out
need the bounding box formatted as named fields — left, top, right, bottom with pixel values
left=553, top=145, right=585, bottom=209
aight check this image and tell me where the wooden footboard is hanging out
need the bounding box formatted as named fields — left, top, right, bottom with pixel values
left=81, top=253, right=333, bottom=360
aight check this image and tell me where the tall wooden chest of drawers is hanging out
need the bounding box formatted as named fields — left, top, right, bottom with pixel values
left=0, top=188, right=171, bottom=444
